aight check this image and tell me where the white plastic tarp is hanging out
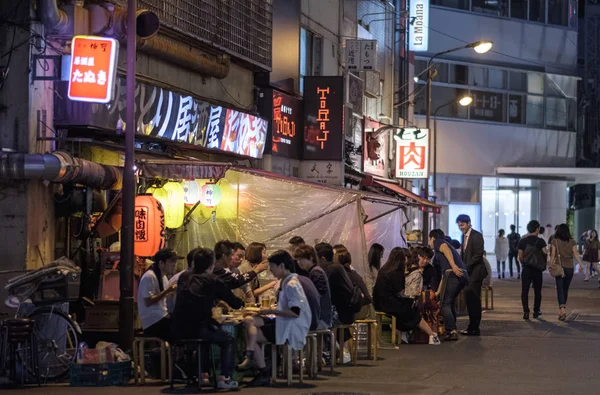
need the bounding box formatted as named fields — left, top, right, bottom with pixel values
left=169, top=168, right=407, bottom=287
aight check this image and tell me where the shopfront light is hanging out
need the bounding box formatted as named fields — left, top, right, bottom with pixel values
left=134, top=195, right=166, bottom=257
left=147, top=182, right=185, bottom=229
left=200, top=183, right=222, bottom=208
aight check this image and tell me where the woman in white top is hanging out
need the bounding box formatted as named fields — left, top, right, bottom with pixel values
left=239, top=250, right=311, bottom=387
left=495, top=229, right=509, bottom=279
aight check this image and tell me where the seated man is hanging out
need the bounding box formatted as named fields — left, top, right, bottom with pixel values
left=171, top=248, right=243, bottom=390
left=293, top=244, right=333, bottom=329
left=239, top=250, right=312, bottom=387
left=167, top=248, right=198, bottom=314
left=213, top=240, right=268, bottom=292
left=137, top=248, right=181, bottom=342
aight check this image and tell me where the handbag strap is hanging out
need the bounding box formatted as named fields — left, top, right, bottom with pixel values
left=553, top=240, right=562, bottom=266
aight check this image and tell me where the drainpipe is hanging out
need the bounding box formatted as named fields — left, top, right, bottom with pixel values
left=38, top=0, right=69, bottom=32
left=0, top=151, right=122, bottom=190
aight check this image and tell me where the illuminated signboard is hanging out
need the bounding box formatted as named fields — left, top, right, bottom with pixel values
left=303, top=76, right=344, bottom=161
left=409, top=0, right=429, bottom=52
left=363, top=118, right=389, bottom=178
left=68, top=36, right=118, bottom=103
left=57, top=77, right=268, bottom=159
left=395, top=128, right=429, bottom=179
left=270, top=90, right=302, bottom=159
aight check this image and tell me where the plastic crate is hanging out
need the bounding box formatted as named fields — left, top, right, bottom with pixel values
left=69, top=361, right=131, bottom=386
left=31, top=271, right=81, bottom=306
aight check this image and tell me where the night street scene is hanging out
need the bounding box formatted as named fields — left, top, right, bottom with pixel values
left=1, top=0, right=599, bottom=394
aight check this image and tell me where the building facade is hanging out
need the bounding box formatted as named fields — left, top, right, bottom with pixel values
left=412, top=0, right=577, bottom=246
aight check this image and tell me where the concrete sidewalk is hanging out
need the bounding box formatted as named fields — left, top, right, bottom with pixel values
left=6, top=273, right=600, bottom=395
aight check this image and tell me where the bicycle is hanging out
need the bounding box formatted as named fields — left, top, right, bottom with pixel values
left=4, top=260, right=84, bottom=382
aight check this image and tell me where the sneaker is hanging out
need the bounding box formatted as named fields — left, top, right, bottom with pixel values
left=217, top=376, right=239, bottom=390
left=584, top=277, right=589, bottom=282
left=445, top=330, right=459, bottom=341
left=428, top=335, right=441, bottom=345
left=401, top=332, right=409, bottom=344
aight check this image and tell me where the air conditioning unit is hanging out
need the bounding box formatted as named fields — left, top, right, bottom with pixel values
left=363, top=70, right=381, bottom=98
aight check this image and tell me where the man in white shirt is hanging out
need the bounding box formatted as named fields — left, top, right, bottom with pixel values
left=137, top=248, right=182, bottom=341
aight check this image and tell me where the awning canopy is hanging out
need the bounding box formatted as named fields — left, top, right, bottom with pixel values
left=359, top=175, right=440, bottom=209
left=496, top=167, right=600, bottom=185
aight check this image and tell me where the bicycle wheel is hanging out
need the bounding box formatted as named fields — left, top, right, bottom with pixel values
left=24, top=306, right=80, bottom=381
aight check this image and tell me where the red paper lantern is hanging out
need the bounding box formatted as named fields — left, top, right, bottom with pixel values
left=134, top=195, right=166, bottom=257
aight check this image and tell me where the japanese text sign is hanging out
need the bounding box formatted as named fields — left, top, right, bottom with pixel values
left=395, top=128, right=429, bottom=179
left=303, top=76, right=344, bottom=161
left=409, top=0, right=429, bottom=52
left=68, top=36, right=118, bottom=103
left=134, top=207, right=149, bottom=242
left=345, top=39, right=378, bottom=71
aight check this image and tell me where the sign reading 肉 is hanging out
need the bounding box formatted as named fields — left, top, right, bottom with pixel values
left=68, top=36, right=118, bottom=103
left=409, top=0, right=429, bottom=52
left=395, top=128, right=429, bottom=179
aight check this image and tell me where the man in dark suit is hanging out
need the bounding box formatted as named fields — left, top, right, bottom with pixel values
left=457, top=214, right=487, bottom=336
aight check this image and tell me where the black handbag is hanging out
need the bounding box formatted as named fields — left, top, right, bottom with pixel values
left=522, top=238, right=546, bottom=271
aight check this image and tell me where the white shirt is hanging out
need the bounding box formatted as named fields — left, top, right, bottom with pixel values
left=166, top=270, right=186, bottom=314
left=137, top=269, right=169, bottom=329
left=276, top=274, right=311, bottom=350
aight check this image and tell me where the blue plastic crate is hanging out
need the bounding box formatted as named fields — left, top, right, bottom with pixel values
left=69, top=361, right=131, bottom=386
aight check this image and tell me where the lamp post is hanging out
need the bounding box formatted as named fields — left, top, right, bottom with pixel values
left=432, top=95, right=473, bottom=228
left=422, top=40, right=492, bottom=243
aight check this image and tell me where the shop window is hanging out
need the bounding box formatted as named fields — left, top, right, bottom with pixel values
left=546, top=97, right=567, bottom=128
left=431, top=0, right=470, bottom=10
left=415, top=86, right=469, bottom=118
left=415, top=59, right=427, bottom=80
left=472, top=0, right=509, bottom=16
left=548, top=0, right=569, bottom=26
left=529, top=0, right=546, bottom=22
left=511, top=0, right=528, bottom=19
left=433, top=62, right=449, bottom=83
left=509, top=71, right=527, bottom=91
left=488, top=69, right=507, bottom=89
left=526, top=95, right=544, bottom=126
left=482, top=177, right=498, bottom=189
left=567, top=99, right=576, bottom=130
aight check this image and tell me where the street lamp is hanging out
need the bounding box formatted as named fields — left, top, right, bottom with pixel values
left=422, top=40, right=492, bottom=243
left=432, top=95, right=473, bottom=228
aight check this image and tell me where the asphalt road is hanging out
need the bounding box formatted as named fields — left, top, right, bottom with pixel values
left=5, top=272, right=600, bottom=395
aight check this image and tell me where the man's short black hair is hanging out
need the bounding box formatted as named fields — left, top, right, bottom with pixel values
left=193, top=248, right=215, bottom=273
left=450, top=239, right=461, bottom=249
left=232, top=242, right=245, bottom=252
left=456, top=214, right=471, bottom=224
left=289, top=236, right=305, bottom=246
left=186, top=247, right=200, bottom=268
left=214, top=240, right=233, bottom=260
left=526, top=220, right=541, bottom=234
left=510, top=224, right=516, bottom=231
left=315, top=242, right=334, bottom=263
left=418, top=246, right=434, bottom=260
left=429, top=229, right=445, bottom=240
left=268, top=250, right=296, bottom=272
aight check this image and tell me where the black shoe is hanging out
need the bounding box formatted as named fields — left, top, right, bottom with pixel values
left=518, top=275, right=521, bottom=280
left=445, top=331, right=459, bottom=341
left=533, top=311, right=542, bottom=319
left=523, top=312, right=530, bottom=320
left=459, top=329, right=480, bottom=336
left=502, top=273, right=505, bottom=279
left=247, top=372, right=271, bottom=387
left=498, top=275, right=501, bottom=280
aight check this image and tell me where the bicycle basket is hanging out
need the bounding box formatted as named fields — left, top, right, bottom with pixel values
left=30, top=271, right=81, bottom=306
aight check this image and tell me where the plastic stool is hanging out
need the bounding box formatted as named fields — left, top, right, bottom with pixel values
left=353, top=319, right=378, bottom=362
left=376, top=312, right=398, bottom=346
left=334, top=324, right=355, bottom=365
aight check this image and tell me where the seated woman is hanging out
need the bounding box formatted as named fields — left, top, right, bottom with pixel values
left=238, top=242, right=277, bottom=301
left=373, top=247, right=441, bottom=345
left=335, top=248, right=374, bottom=320
left=239, top=250, right=312, bottom=387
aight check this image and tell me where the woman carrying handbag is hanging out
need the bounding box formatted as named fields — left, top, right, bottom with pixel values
left=549, top=224, right=584, bottom=321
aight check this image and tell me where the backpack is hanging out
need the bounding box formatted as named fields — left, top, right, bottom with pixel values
left=522, top=238, right=546, bottom=271
left=349, top=285, right=365, bottom=313
left=404, top=271, right=424, bottom=298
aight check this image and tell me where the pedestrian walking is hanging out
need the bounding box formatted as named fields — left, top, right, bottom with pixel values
left=550, top=224, right=584, bottom=321
left=517, top=221, right=547, bottom=320
left=457, top=214, right=486, bottom=336
left=507, top=225, right=521, bottom=279
left=581, top=230, right=600, bottom=282
left=495, top=229, right=509, bottom=279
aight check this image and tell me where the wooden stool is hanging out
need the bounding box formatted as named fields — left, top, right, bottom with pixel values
left=133, top=336, right=171, bottom=385
left=482, top=285, right=494, bottom=310
left=333, top=325, right=355, bottom=365
left=311, top=328, right=336, bottom=373
left=375, top=312, right=398, bottom=346
left=353, top=320, right=378, bottom=362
